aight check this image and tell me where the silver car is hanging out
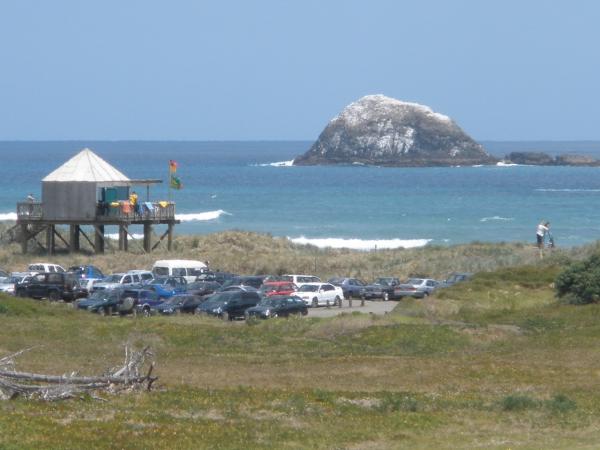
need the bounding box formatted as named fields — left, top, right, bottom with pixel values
left=393, top=278, right=438, bottom=299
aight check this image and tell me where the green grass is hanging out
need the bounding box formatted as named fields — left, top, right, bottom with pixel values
left=3, top=245, right=600, bottom=447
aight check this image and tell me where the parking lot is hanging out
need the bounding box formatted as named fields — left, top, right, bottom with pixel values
left=307, top=298, right=397, bottom=318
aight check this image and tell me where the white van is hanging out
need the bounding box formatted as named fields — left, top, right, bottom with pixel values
left=151, top=260, right=208, bottom=283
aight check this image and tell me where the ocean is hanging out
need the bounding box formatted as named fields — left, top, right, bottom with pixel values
left=2, top=141, right=600, bottom=249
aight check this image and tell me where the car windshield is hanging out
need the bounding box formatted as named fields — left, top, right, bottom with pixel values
left=103, top=275, right=122, bottom=283
left=88, top=290, right=109, bottom=300
left=297, top=285, right=318, bottom=292
left=150, top=278, right=169, bottom=285
left=204, top=293, right=231, bottom=305
left=407, top=278, right=423, bottom=285
left=374, top=278, right=392, bottom=286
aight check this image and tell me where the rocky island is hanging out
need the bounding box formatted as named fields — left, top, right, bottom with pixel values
left=294, top=94, right=497, bottom=167
left=504, top=151, right=600, bottom=166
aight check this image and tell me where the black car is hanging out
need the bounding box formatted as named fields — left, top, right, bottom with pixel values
left=15, top=272, right=78, bottom=301
left=196, top=291, right=261, bottom=320
left=245, top=295, right=308, bottom=319
left=327, top=277, right=366, bottom=299
left=186, top=280, right=222, bottom=297
left=153, top=294, right=206, bottom=315
left=363, top=277, right=401, bottom=301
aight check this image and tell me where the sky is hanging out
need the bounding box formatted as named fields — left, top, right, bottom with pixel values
left=0, top=0, right=598, bottom=141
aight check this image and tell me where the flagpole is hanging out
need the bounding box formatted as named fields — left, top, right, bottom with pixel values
left=168, top=161, right=172, bottom=202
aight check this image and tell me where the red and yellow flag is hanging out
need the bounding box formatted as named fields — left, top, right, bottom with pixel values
left=169, top=160, right=178, bottom=173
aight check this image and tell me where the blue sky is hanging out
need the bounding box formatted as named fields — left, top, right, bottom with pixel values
left=0, top=1, right=598, bottom=140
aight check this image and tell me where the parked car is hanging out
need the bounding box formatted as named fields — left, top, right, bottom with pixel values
left=219, top=276, right=266, bottom=291
left=15, top=272, right=78, bottom=301
left=258, top=281, right=297, bottom=298
left=78, top=288, right=136, bottom=316
left=195, top=271, right=237, bottom=285
left=145, top=276, right=187, bottom=299
left=152, top=259, right=208, bottom=283
left=220, top=285, right=259, bottom=293
left=393, top=278, right=439, bottom=299
left=152, top=294, right=205, bottom=315
left=27, top=262, right=65, bottom=274
left=76, top=289, right=116, bottom=311
left=92, top=273, right=143, bottom=292
left=439, top=272, right=473, bottom=288
left=0, top=274, right=34, bottom=296
left=0, top=268, right=10, bottom=283
left=186, top=280, right=222, bottom=297
left=134, top=289, right=166, bottom=316
left=245, top=295, right=308, bottom=319
left=127, top=270, right=154, bottom=284
left=68, top=265, right=106, bottom=296
left=195, top=291, right=261, bottom=320
left=293, top=282, right=343, bottom=307
left=327, top=277, right=366, bottom=299
left=281, top=274, right=321, bottom=287
left=363, top=277, right=401, bottom=301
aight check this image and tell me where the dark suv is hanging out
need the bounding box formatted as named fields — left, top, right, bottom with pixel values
left=16, top=272, right=78, bottom=301
left=196, top=291, right=261, bottom=320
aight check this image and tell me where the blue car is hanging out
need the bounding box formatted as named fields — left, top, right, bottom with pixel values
left=146, top=276, right=187, bottom=299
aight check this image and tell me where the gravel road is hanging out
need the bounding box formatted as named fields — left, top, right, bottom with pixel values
left=306, top=298, right=397, bottom=318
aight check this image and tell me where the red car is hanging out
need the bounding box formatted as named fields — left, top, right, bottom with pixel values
left=259, top=281, right=297, bottom=297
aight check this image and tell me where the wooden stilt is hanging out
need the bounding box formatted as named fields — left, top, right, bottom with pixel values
left=94, top=225, right=105, bottom=254
left=46, top=225, right=55, bottom=256
left=167, top=222, right=173, bottom=251
left=20, top=223, right=28, bottom=254
left=143, top=223, right=152, bottom=253
left=69, top=225, right=80, bottom=252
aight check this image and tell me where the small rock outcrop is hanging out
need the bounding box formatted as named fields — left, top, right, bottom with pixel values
left=294, top=95, right=496, bottom=166
left=505, top=151, right=600, bottom=166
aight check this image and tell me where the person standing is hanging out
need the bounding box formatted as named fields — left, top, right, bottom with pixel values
left=129, top=191, right=139, bottom=215
left=536, top=220, right=550, bottom=258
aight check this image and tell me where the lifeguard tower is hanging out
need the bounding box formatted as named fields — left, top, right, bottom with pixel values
left=17, top=148, right=179, bottom=254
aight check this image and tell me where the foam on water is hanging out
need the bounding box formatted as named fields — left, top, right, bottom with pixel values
left=176, top=210, right=231, bottom=221
left=288, top=236, right=431, bottom=250
left=0, top=212, right=17, bottom=221
left=480, top=216, right=515, bottom=222
left=105, top=233, right=144, bottom=240
left=535, top=188, right=600, bottom=192
left=255, top=160, right=295, bottom=167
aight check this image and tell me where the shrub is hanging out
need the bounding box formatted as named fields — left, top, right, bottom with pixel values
left=501, top=394, right=539, bottom=411
left=555, top=252, right=600, bottom=304
left=546, top=394, right=576, bottom=413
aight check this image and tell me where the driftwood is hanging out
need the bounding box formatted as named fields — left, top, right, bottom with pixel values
left=0, top=346, right=157, bottom=401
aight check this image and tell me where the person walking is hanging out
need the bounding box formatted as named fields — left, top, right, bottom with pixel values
left=536, top=220, right=550, bottom=258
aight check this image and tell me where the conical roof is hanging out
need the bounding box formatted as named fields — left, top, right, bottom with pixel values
left=42, top=148, right=130, bottom=182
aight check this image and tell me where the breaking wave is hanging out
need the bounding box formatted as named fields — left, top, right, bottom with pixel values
left=0, top=212, right=17, bottom=221
left=496, top=161, right=520, bottom=167
left=288, top=236, right=431, bottom=250
left=106, top=233, right=144, bottom=240
left=254, top=160, right=295, bottom=167
left=176, top=210, right=231, bottom=221
left=480, top=216, right=514, bottom=222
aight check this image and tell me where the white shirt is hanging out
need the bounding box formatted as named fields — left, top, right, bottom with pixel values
left=536, top=223, right=549, bottom=237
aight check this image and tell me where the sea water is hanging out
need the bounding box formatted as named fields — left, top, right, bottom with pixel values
left=2, top=141, right=600, bottom=249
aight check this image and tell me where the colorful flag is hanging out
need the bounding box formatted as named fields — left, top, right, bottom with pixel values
left=169, top=160, right=178, bottom=173
left=170, top=174, right=182, bottom=190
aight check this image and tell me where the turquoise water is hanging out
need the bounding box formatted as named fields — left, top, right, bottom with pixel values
left=2, top=141, right=600, bottom=249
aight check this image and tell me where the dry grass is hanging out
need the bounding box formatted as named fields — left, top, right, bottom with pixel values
left=0, top=227, right=586, bottom=281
